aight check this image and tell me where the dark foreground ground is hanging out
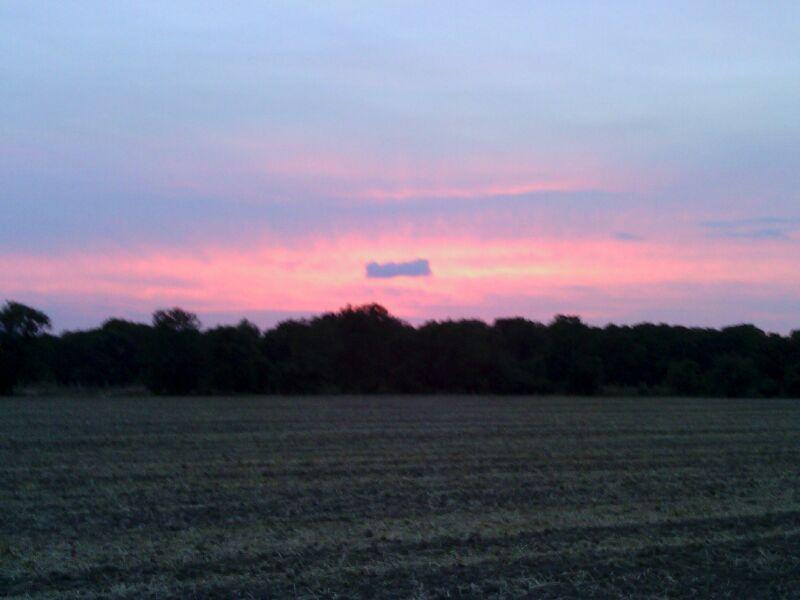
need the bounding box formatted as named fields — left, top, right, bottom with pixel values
left=2, top=396, right=800, bottom=599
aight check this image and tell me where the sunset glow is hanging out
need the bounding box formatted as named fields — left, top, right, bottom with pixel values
left=1, top=2, right=799, bottom=331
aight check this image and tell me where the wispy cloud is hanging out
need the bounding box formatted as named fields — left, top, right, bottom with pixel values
left=356, top=181, right=591, bottom=202
left=613, top=231, right=644, bottom=242
left=701, top=217, right=799, bottom=240
left=366, top=259, right=432, bottom=279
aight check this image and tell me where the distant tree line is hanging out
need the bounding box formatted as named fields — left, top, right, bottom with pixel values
left=2, top=300, right=800, bottom=397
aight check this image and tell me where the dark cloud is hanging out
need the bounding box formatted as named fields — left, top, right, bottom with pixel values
left=366, top=259, right=431, bottom=279
left=701, top=217, right=799, bottom=240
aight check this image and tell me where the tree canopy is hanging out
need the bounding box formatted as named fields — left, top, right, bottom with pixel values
left=0, top=301, right=52, bottom=394
left=2, top=300, right=800, bottom=398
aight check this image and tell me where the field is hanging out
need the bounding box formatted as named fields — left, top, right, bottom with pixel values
left=2, top=396, right=800, bottom=598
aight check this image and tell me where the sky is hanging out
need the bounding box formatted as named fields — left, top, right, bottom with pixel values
left=1, top=1, right=799, bottom=332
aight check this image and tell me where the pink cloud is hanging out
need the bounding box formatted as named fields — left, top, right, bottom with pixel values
left=155, top=134, right=627, bottom=203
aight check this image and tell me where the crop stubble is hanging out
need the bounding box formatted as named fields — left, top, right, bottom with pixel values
left=1, top=396, right=799, bottom=598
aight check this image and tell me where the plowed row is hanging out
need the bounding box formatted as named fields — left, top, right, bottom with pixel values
left=2, top=396, right=799, bottom=598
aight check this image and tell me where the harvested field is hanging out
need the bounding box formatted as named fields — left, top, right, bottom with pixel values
left=2, top=396, right=800, bottom=598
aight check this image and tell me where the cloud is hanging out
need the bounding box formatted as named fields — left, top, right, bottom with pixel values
left=613, top=231, right=644, bottom=241
left=701, top=217, right=799, bottom=240
left=366, top=259, right=432, bottom=279
left=356, top=181, right=590, bottom=201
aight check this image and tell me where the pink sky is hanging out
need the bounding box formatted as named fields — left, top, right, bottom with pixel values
left=2, top=3, right=799, bottom=331
left=3, top=225, right=798, bottom=332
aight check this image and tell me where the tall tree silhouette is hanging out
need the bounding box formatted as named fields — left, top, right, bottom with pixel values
left=147, top=308, right=204, bottom=395
left=0, top=301, right=51, bottom=395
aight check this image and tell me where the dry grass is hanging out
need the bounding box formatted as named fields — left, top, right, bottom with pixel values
left=2, top=396, right=800, bottom=598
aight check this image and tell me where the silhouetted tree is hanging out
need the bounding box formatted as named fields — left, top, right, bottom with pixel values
left=52, top=329, right=107, bottom=386
left=706, top=354, right=761, bottom=398
left=206, top=320, right=268, bottom=393
left=784, top=363, right=800, bottom=398
left=665, top=359, right=703, bottom=396
left=415, top=319, right=500, bottom=393
left=546, top=315, right=602, bottom=395
left=147, top=308, right=204, bottom=395
left=493, top=318, right=550, bottom=393
left=319, top=304, right=415, bottom=392
left=785, top=331, right=800, bottom=397
left=0, top=301, right=52, bottom=395
left=98, top=319, right=152, bottom=385
left=53, top=319, right=152, bottom=387
left=2, top=300, right=799, bottom=399
left=599, top=325, right=648, bottom=390
left=263, top=319, right=337, bottom=393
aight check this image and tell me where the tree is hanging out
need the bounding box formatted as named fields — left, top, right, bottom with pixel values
left=784, top=363, right=800, bottom=398
left=493, top=318, right=551, bottom=393
left=51, top=320, right=153, bottom=387
left=263, top=319, right=337, bottom=393
left=317, top=304, right=415, bottom=393
left=0, top=301, right=52, bottom=395
left=97, top=319, right=152, bottom=386
left=546, top=315, right=602, bottom=395
left=152, top=308, right=201, bottom=333
left=598, top=325, right=648, bottom=390
left=206, top=320, right=268, bottom=393
left=146, top=308, right=204, bottom=395
left=706, top=354, right=760, bottom=398
left=665, top=359, right=702, bottom=396
left=415, top=319, right=500, bottom=393
left=1, top=300, right=798, bottom=399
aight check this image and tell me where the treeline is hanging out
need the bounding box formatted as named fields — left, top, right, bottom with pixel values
left=1, top=301, right=800, bottom=397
